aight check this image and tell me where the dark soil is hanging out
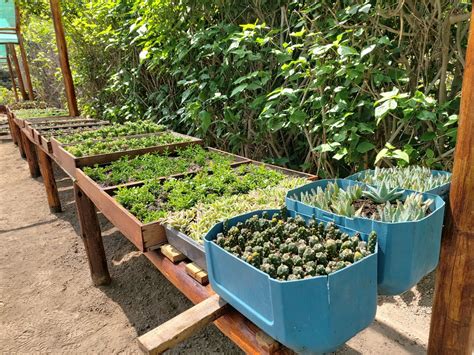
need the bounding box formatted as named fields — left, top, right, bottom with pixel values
left=352, top=197, right=389, bottom=219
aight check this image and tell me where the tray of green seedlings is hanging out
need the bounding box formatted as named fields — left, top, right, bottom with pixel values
left=13, top=107, right=70, bottom=128
left=27, top=119, right=109, bottom=142
left=76, top=160, right=315, bottom=252
left=32, top=124, right=111, bottom=153
left=51, top=130, right=201, bottom=178
left=82, top=145, right=250, bottom=190
left=52, top=120, right=168, bottom=145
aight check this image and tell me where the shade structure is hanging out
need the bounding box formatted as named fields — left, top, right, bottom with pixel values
left=0, top=44, right=6, bottom=63
left=0, top=0, right=19, bottom=44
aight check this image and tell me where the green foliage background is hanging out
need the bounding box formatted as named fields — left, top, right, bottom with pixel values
left=17, top=0, right=471, bottom=176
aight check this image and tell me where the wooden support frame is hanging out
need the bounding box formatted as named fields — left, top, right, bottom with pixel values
left=6, top=52, right=19, bottom=102
left=49, top=0, right=79, bottom=116
left=138, top=294, right=229, bottom=354
left=15, top=6, right=34, bottom=100
left=37, top=147, right=62, bottom=213
left=428, top=11, right=474, bottom=355
left=8, top=43, right=27, bottom=100
left=22, top=132, right=41, bottom=178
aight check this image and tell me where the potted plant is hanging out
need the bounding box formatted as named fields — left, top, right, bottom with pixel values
left=285, top=179, right=445, bottom=295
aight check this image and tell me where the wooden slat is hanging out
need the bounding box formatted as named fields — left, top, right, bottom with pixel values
left=161, top=244, right=186, bottom=263
left=37, top=147, right=62, bottom=213
left=138, top=294, right=229, bottom=354
left=185, top=262, right=208, bottom=285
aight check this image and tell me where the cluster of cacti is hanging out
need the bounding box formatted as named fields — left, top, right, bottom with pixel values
left=357, top=166, right=451, bottom=192
left=215, top=210, right=377, bottom=281
left=161, top=177, right=308, bottom=242
left=293, top=182, right=433, bottom=222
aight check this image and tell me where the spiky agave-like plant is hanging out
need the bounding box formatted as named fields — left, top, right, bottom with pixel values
left=377, top=193, right=433, bottom=222
left=362, top=181, right=404, bottom=204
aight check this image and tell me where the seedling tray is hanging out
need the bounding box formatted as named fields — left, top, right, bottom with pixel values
left=97, top=147, right=250, bottom=192
left=165, top=165, right=317, bottom=270
left=75, top=160, right=315, bottom=253
left=28, top=120, right=109, bottom=143
left=204, top=209, right=377, bottom=353
left=51, top=131, right=203, bottom=178
left=285, top=179, right=446, bottom=295
left=14, top=115, right=72, bottom=128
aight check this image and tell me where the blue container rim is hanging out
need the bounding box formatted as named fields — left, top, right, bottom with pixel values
left=286, top=179, right=446, bottom=225
left=204, top=209, right=377, bottom=285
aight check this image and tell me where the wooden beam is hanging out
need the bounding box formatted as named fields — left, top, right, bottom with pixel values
left=15, top=6, right=34, bottom=100
left=6, top=53, right=19, bottom=102
left=73, top=182, right=111, bottom=286
left=161, top=244, right=187, bottom=263
left=37, top=147, right=62, bottom=213
left=22, top=134, right=41, bottom=178
left=8, top=44, right=27, bottom=101
left=49, top=0, right=80, bottom=116
left=428, top=11, right=474, bottom=355
left=138, top=294, right=229, bottom=354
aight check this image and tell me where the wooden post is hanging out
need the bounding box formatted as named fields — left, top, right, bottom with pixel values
left=73, top=182, right=111, bottom=286
left=49, top=0, right=79, bottom=116
left=8, top=44, right=27, bottom=101
left=6, top=52, right=19, bottom=101
left=15, top=6, right=34, bottom=100
left=17, top=128, right=27, bottom=159
left=428, top=11, right=474, bottom=355
left=22, top=135, right=41, bottom=178
left=36, top=147, right=62, bottom=213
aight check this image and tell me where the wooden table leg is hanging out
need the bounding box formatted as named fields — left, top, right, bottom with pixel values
left=23, top=136, right=41, bottom=178
left=36, top=147, right=62, bottom=213
left=7, top=117, right=18, bottom=145
left=16, top=126, right=26, bottom=159
left=74, top=182, right=111, bottom=286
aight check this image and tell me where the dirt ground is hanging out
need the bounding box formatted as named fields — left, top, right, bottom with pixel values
left=0, top=137, right=434, bottom=354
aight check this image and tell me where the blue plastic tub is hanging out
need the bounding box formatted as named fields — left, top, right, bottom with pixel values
left=285, top=179, right=446, bottom=295
left=204, top=209, right=378, bottom=354
left=345, top=169, right=451, bottom=200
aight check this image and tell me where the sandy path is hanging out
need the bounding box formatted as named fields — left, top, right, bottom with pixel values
left=0, top=138, right=433, bottom=354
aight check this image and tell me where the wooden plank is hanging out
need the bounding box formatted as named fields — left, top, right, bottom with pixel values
left=138, top=294, right=229, bottom=354
left=185, top=263, right=208, bottom=285
left=17, top=127, right=27, bottom=159
left=74, top=182, right=111, bottom=286
left=161, top=244, right=186, bottom=263
left=6, top=52, right=19, bottom=102
left=428, top=10, right=474, bottom=355
left=143, top=251, right=286, bottom=354
left=37, top=147, right=62, bottom=213
left=49, top=0, right=79, bottom=116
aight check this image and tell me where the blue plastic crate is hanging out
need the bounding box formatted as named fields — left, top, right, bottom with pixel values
left=204, top=209, right=377, bottom=353
left=345, top=169, right=451, bottom=200
left=285, top=179, right=446, bottom=295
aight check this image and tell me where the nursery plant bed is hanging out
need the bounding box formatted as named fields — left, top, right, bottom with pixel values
left=51, top=131, right=203, bottom=178
left=164, top=167, right=317, bottom=270
left=27, top=120, right=109, bottom=142
left=76, top=161, right=316, bottom=253
left=14, top=115, right=72, bottom=128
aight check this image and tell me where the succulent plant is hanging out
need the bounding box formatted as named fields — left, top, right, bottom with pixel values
left=362, top=182, right=404, bottom=203
left=358, top=166, right=451, bottom=193
left=377, top=193, right=433, bottom=222
left=215, top=211, right=376, bottom=281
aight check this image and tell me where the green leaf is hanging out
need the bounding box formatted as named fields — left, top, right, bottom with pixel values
left=230, top=84, right=247, bottom=97
left=375, top=99, right=397, bottom=124
left=420, top=131, right=436, bottom=141
left=337, top=45, right=358, bottom=57
left=417, top=110, right=436, bottom=121
left=333, top=148, right=348, bottom=160
left=315, top=142, right=341, bottom=153
left=199, top=111, right=212, bottom=133
left=393, top=149, right=410, bottom=163
left=360, top=44, right=376, bottom=58
left=375, top=148, right=389, bottom=164
left=359, top=3, right=372, bottom=13
left=443, top=114, right=458, bottom=127
left=290, top=110, right=308, bottom=124
left=356, top=141, right=375, bottom=153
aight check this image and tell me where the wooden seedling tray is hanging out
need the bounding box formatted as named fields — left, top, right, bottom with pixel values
left=98, top=147, right=250, bottom=193
left=27, top=120, right=109, bottom=142
left=75, top=160, right=316, bottom=253
left=14, top=115, right=72, bottom=128
left=51, top=131, right=203, bottom=178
